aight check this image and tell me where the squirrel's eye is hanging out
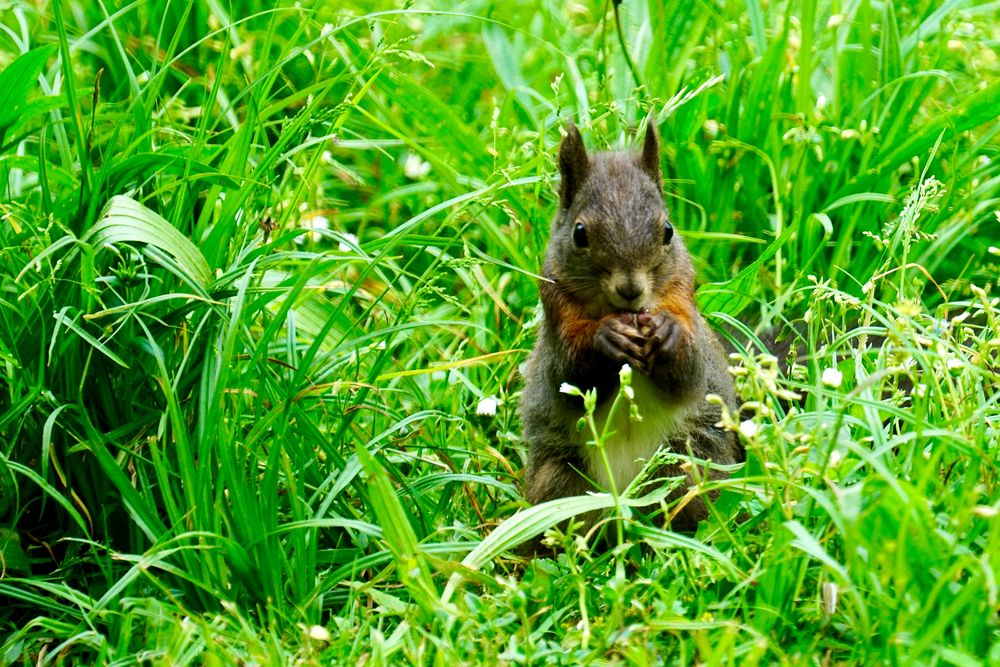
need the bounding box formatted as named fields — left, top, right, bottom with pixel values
left=573, top=222, right=589, bottom=248
left=662, top=221, right=674, bottom=245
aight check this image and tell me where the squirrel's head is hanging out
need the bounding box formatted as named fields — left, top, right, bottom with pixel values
left=547, top=121, right=694, bottom=315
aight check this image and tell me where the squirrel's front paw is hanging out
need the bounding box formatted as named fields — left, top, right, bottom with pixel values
left=594, top=314, right=648, bottom=371
left=639, top=312, right=686, bottom=367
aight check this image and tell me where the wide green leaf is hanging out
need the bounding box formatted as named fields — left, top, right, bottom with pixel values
left=0, top=45, right=57, bottom=142
left=85, top=195, right=212, bottom=286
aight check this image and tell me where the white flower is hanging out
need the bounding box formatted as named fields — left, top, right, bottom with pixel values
left=739, top=420, right=758, bottom=438
left=402, top=152, right=431, bottom=179
left=475, top=396, right=501, bottom=417
left=307, top=625, right=330, bottom=642
left=338, top=232, right=359, bottom=252
left=618, top=363, right=633, bottom=394
left=294, top=215, right=330, bottom=244
left=559, top=383, right=583, bottom=397
left=821, top=367, right=843, bottom=388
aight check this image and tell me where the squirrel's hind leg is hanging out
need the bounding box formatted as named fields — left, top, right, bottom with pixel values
left=524, top=455, right=592, bottom=504
left=519, top=456, right=597, bottom=557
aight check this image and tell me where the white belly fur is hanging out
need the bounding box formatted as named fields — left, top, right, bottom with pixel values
left=582, top=373, right=691, bottom=493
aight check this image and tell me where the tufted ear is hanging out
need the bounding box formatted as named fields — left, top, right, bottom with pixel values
left=639, top=120, right=662, bottom=190
left=559, top=122, right=589, bottom=209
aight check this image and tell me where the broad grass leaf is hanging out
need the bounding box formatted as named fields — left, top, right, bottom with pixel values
left=0, top=45, right=57, bottom=142
left=466, top=494, right=618, bottom=567
left=1, top=96, right=66, bottom=148
left=85, top=196, right=212, bottom=287
left=442, top=485, right=678, bottom=603
left=440, top=493, right=619, bottom=604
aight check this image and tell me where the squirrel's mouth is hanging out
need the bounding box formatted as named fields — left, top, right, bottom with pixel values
left=612, top=307, right=648, bottom=316
left=603, top=271, right=652, bottom=312
left=576, top=280, right=652, bottom=317
left=605, top=289, right=651, bottom=313
left=599, top=293, right=651, bottom=315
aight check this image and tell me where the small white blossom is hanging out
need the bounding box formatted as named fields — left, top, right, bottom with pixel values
left=619, top=364, right=633, bottom=399
left=821, top=367, right=843, bottom=388
left=402, top=152, right=431, bottom=179
left=338, top=232, right=359, bottom=252
left=294, top=214, right=329, bottom=244
left=559, top=383, right=583, bottom=397
left=475, top=396, right=501, bottom=417
left=739, top=420, right=758, bottom=438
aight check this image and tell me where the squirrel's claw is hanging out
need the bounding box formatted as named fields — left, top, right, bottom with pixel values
left=642, top=312, right=684, bottom=365
left=595, top=316, right=648, bottom=371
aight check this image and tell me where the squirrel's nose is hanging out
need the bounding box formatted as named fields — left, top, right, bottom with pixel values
left=616, top=282, right=643, bottom=303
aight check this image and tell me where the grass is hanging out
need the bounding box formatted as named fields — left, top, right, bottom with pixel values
left=1, top=0, right=998, bottom=663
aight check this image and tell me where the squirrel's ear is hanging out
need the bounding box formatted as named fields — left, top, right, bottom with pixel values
left=559, top=122, right=589, bottom=209
left=640, top=120, right=662, bottom=190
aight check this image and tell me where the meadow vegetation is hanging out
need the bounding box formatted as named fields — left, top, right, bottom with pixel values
left=1, top=0, right=999, bottom=663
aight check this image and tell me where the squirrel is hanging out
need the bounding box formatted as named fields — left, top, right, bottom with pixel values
left=519, top=121, right=742, bottom=542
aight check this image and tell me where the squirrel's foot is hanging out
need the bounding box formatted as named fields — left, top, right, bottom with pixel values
left=595, top=314, right=648, bottom=371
